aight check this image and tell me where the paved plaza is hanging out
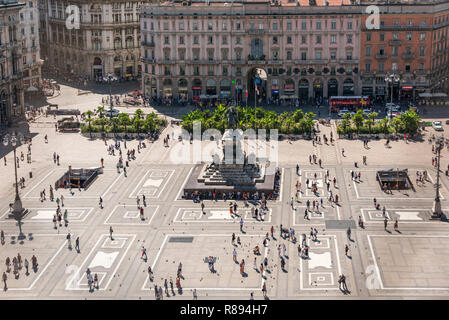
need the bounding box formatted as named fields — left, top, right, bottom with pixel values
left=1, top=85, right=449, bottom=300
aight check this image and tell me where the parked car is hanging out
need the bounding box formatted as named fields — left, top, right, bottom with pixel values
left=433, top=121, right=444, bottom=131
left=105, top=109, right=120, bottom=117
left=338, top=110, right=355, bottom=117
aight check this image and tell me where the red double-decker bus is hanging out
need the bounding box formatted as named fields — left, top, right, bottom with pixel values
left=329, top=96, right=370, bottom=112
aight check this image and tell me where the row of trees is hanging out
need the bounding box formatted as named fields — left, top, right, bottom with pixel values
left=337, top=109, right=421, bottom=135
left=81, top=107, right=166, bottom=135
left=181, top=105, right=317, bottom=134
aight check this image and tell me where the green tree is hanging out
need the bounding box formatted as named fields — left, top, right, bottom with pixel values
left=399, top=110, right=421, bottom=133
left=96, top=106, right=105, bottom=119
left=366, top=112, right=378, bottom=133
left=85, top=110, right=94, bottom=138
left=391, top=117, right=402, bottom=133
left=352, top=110, right=365, bottom=134
left=118, top=113, right=130, bottom=133
left=379, top=118, right=390, bottom=134
left=341, top=113, right=352, bottom=134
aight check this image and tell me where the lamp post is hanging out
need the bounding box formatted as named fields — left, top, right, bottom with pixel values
left=3, top=133, right=27, bottom=239
left=385, top=73, right=400, bottom=120
left=107, top=74, right=116, bottom=137
left=432, top=136, right=444, bottom=219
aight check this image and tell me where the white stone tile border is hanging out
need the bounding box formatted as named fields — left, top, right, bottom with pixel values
left=104, top=204, right=159, bottom=226
left=141, top=233, right=269, bottom=291
left=0, top=207, right=94, bottom=221
left=65, top=233, right=136, bottom=291
left=367, top=234, right=449, bottom=291
left=299, top=235, right=342, bottom=291
left=173, top=207, right=272, bottom=224
left=5, top=234, right=66, bottom=291
left=291, top=205, right=339, bottom=226
left=360, top=208, right=449, bottom=224
left=129, top=169, right=175, bottom=199
left=309, top=272, right=334, bottom=286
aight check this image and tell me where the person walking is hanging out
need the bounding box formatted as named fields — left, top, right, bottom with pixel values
left=384, top=218, right=388, bottom=231
left=141, top=246, right=147, bottom=261
left=233, top=248, right=237, bottom=262
left=66, top=233, right=72, bottom=249
left=2, top=272, right=7, bottom=291
left=394, top=219, right=398, bottom=232
left=99, top=197, right=103, bottom=209
left=239, top=218, right=244, bottom=232
left=345, top=244, right=349, bottom=257
left=24, top=258, right=29, bottom=275
left=109, top=226, right=114, bottom=240
left=262, top=282, right=267, bottom=297
left=270, top=226, right=274, bottom=239
left=75, top=237, right=80, bottom=253
left=193, top=288, right=198, bottom=300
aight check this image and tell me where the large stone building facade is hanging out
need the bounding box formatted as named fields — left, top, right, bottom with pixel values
left=39, top=0, right=142, bottom=80
left=0, top=0, right=26, bottom=127
left=141, top=0, right=363, bottom=103
left=360, top=0, right=449, bottom=102
left=141, top=0, right=449, bottom=103
left=20, top=0, right=42, bottom=98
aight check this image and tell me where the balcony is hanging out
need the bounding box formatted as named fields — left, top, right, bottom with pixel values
left=248, top=60, right=266, bottom=65
left=247, top=29, right=265, bottom=35
left=269, top=60, right=283, bottom=65
left=402, top=53, right=416, bottom=59
left=375, top=54, right=388, bottom=59
left=389, top=40, right=402, bottom=46
left=414, top=69, right=427, bottom=75
left=141, top=41, right=155, bottom=47
left=141, top=57, right=155, bottom=63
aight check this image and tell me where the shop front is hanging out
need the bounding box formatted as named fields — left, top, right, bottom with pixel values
left=401, top=86, right=413, bottom=101
left=220, top=79, right=231, bottom=100
left=162, top=79, right=172, bottom=98
left=298, top=79, right=309, bottom=101
left=328, top=79, right=338, bottom=97
left=178, top=79, right=188, bottom=100
left=313, top=79, right=323, bottom=100
left=192, top=79, right=202, bottom=101
left=343, top=78, right=355, bottom=96
left=283, top=79, right=295, bottom=101
left=271, top=79, right=279, bottom=101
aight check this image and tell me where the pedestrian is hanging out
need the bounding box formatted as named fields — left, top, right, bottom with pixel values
left=239, top=218, right=244, bottom=232
left=99, top=196, right=103, bottom=209
left=141, top=246, right=147, bottom=261
left=0, top=230, right=4, bottom=244
left=66, top=233, right=72, bottom=249
left=233, top=248, right=237, bottom=262
left=109, top=226, right=113, bottom=239
left=262, top=282, right=267, bottom=297
left=24, top=258, right=29, bottom=275
left=384, top=218, right=388, bottom=231
left=75, top=237, right=80, bottom=252
left=148, top=266, right=153, bottom=281
left=2, top=272, right=6, bottom=291
left=345, top=244, right=349, bottom=256
left=394, top=219, right=398, bottom=231
left=94, top=273, right=99, bottom=289
left=270, top=226, right=274, bottom=239
left=193, top=288, right=198, bottom=300
left=250, top=292, right=254, bottom=300
left=347, top=227, right=351, bottom=240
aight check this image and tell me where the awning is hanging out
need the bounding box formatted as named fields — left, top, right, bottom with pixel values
left=419, top=93, right=448, bottom=98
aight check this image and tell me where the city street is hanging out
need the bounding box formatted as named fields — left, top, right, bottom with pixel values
left=1, top=84, right=449, bottom=300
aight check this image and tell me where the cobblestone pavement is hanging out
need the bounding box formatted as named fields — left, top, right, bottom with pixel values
left=1, top=85, right=449, bottom=300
